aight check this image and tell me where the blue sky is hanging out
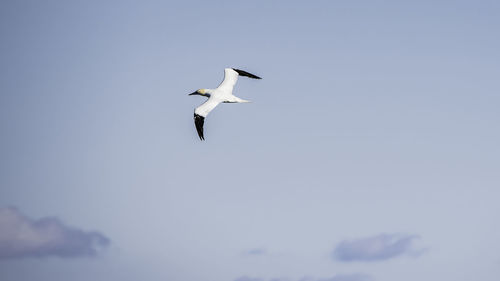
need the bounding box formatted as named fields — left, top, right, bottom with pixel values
left=1, top=1, right=499, bottom=280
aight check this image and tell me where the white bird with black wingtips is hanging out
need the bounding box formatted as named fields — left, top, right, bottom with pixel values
left=188, top=68, right=262, bottom=140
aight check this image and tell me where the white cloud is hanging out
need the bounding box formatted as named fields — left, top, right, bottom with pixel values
left=333, top=233, right=423, bottom=262
left=234, top=274, right=371, bottom=281
left=0, top=207, right=110, bottom=259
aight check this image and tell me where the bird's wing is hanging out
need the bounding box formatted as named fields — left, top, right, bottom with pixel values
left=216, top=68, right=239, bottom=92
left=217, top=68, right=262, bottom=91
left=232, top=68, right=262, bottom=79
left=193, top=98, right=221, bottom=140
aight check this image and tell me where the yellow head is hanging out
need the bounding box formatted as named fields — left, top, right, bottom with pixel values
left=188, top=89, right=209, bottom=97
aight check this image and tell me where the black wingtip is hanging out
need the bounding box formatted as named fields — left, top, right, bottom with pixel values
left=194, top=113, right=205, bottom=140
left=232, top=68, right=262, bottom=79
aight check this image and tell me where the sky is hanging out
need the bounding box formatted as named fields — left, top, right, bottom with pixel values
left=0, top=0, right=499, bottom=280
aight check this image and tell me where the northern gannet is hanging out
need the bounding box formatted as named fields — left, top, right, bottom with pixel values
left=189, top=68, right=262, bottom=140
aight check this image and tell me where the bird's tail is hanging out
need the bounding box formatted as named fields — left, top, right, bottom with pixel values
left=234, top=96, right=251, bottom=103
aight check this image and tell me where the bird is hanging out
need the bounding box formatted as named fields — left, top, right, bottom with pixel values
left=188, top=68, right=262, bottom=140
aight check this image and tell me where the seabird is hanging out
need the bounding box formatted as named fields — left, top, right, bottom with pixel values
left=189, top=68, right=262, bottom=140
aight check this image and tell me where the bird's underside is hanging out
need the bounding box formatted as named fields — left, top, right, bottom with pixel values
left=190, top=68, right=261, bottom=140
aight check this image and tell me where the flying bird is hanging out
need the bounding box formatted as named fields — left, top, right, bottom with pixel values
left=189, top=68, right=262, bottom=140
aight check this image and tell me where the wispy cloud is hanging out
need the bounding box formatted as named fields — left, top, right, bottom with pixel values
left=243, top=248, right=267, bottom=256
left=317, top=274, right=373, bottom=281
left=0, top=207, right=110, bottom=259
left=235, top=274, right=371, bottom=281
left=333, top=233, right=423, bottom=262
left=234, top=277, right=266, bottom=281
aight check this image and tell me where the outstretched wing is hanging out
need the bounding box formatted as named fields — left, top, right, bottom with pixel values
left=232, top=68, right=262, bottom=79
left=194, top=98, right=221, bottom=140
left=217, top=68, right=262, bottom=92
left=194, top=114, right=205, bottom=140
left=216, top=68, right=239, bottom=92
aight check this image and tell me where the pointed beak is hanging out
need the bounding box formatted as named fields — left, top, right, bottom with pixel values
left=188, top=91, right=199, bottom=96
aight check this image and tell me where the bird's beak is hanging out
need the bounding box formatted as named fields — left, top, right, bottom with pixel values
left=188, top=91, right=199, bottom=96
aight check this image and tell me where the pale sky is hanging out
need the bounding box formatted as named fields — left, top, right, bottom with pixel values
left=1, top=1, right=499, bottom=281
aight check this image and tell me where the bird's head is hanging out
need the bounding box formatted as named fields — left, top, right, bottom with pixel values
left=188, top=89, right=210, bottom=97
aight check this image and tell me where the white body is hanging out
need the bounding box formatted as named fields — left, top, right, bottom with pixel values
left=194, top=68, right=250, bottom=117
left=191, top=67, right=261, bottom=140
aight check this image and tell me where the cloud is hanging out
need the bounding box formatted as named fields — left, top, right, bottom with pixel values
left=0, top=207, right=110, bottom=259
left=235, top=274, right=371, bottom=281
left=317, top=274, right=373, bottom=281
left=243, top=248, right=267, bottom=256
left=234, top=277, right=266, bottom=281
left=333, top=233, right=422, bottom=262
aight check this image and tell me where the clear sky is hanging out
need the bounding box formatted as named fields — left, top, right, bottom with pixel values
left=1, top=1, right=499, bottom=281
